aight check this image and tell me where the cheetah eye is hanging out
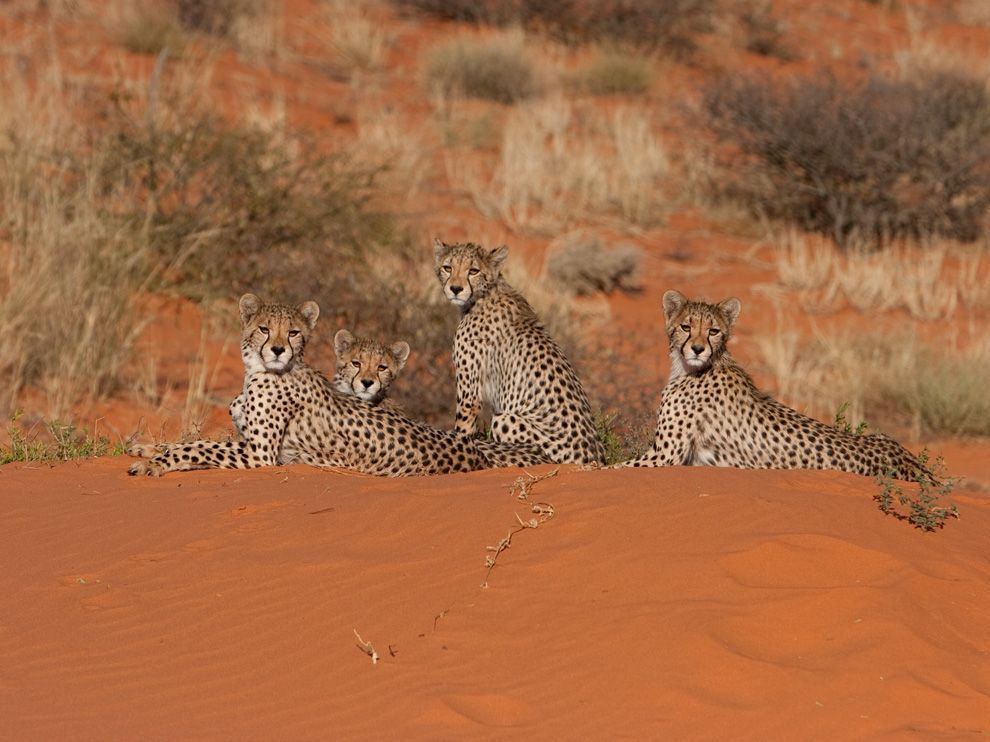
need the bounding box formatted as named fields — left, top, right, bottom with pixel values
left=288, top=330, right=300, bottom=337
left=441, top=265, right=452, bottom=274
left=351, top=360, right=361, bottom=368
left=709, top=328, right=720, bottom=336
left=680, top=323, right=690, bottom=332
left=258, top=326, right=270, bottom=334
left=377, top=364, right=388, bottom=372
left=468, top=268, right=480, bottom=276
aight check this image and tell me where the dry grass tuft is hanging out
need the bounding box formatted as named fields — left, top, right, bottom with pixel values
left=323, top=0, right=391, bottom=74
left=425, top=30, right=540, bottom=104
left=757, top=325, right=990, bottom=439
left=111, top=1, right=186, bottom=55
left=572, top=51, right=653, bottom=96
left=449, top=97, right=668, bottom=232
left=0, top=56, right=149, bottom=418
left=772, top=230, right=990, bottom=319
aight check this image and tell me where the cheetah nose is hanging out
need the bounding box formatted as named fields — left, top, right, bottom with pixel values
left=271, top=346, right=285, bottom=357
left=361, top=379, right=374, bottom=389
left=690, top=343, right=705, bottom=355
left=449, top=285, right=463, bottom=295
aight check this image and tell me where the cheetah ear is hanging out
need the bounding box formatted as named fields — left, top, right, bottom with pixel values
left=390, top=341, right=411, bottom=370
left=239, top=293, right=262, bottom=325
left=718, top=297, right=741, bottom=326
left=334, top=329, right=355, bottom=355
left=297, top=300, right=320, bottom=330
left=662, top=290, right=687, bottom=322
left=489, top=244, right=509, bottom=269
left=433, top=238, right=447, bottom=263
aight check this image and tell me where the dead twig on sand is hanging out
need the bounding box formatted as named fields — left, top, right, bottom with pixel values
left=483, top=471, right=558, bottom=588
left=353, top=629, right=379, bottom=665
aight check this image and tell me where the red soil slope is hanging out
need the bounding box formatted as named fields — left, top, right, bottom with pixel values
left=1, top=459, right=987, bottom=738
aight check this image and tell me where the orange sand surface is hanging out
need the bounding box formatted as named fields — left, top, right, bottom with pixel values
left=2, top=459, right=988, bottom=739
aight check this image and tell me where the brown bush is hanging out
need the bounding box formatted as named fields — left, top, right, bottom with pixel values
left=702, top=70, right=990, bottom=246
left=394, top=0, right=716, bottom=55
left=545, top=234, right=643, bottom=295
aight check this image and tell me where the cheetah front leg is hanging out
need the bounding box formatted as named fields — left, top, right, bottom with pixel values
left=229, top=392, right=246, bottom=437
left=127, top=439, right=254, bottom=476
left=128, top=374, right=295, bottom=476
left=616, top=403, right=695, bottom=468
left=453, top=364, right=484, bottom=434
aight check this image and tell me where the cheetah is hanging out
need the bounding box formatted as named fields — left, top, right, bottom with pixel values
left=128, top=294, right=549, bottom=477
left=620, top=290, right=928, bottom=479
left=434, top=239, right=605, bottom=466
left=229, top=327, right=408, bottom=433
left=331, top=329, right=409, bottom=410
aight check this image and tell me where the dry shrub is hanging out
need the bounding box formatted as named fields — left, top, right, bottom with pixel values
left=394, top=0, right=717, bottom=55
left=757, top=327, right=990, bottom=439
left=111, top=1, right=186, bottom=55
left=703, top=69, right=990, bottom=246
left=101, top=74, right=397, bottom=298
left=449, top=97, right=668, bottom=231
left=545, top=232, right=643, bottom=295
left=425, top=31, right=539, bottom=104
left=572, top=51, right=653, bottom=96
left=0, top=56, right=149, bottom=418
left=174, top=0, right=267, bottom=36
left=772, top=230, right=990, bottom=319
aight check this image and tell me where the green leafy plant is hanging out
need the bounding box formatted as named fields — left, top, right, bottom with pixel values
left=833, top=402, right=867, bottom=435
left=1, top=416, right=127, bottom=465
left=874, top=450, right=959, bottom=532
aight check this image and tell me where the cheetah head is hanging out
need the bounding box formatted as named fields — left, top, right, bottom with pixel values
left=663, top=290, right=741, bottom=376
left=238, top=293, right=320, bottom=375
left=333, top=329, right=410, bottom=404
left=433, top=239, right=508, bottom=311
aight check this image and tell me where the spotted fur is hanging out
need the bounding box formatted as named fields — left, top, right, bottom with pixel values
left=434, top=239, right=605, bottom=466
left=129, top=295, right=549, bottom=477
left=332, top=329, right=409, bottom=409
left=621, top=290, right=928, bottom=479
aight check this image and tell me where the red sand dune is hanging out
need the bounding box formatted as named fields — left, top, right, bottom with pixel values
left=1, top=459, right=988, bottom=739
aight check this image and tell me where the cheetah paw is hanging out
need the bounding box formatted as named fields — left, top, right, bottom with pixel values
left=127, top=460, right=165, bottom=477
left=127, top=443, right=165, bottom=459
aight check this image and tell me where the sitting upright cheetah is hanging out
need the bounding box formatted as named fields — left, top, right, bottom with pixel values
left=129, top=294, right=549, bottom=477
left=621, top=290, right=927, bottom=479
left=434, top=239, right=605, bottom=466
left=332, top=329, right=409, bottom=409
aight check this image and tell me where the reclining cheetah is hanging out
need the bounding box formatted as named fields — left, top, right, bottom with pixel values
left=621, top=290, right=927, bottom=479
left=434, top=239, right=605, bottom=466
left=229, top=327, right=407, bottom=432
left=332, top=329, right=409, bottom=410
left=129, top=294, right=549, bottom=477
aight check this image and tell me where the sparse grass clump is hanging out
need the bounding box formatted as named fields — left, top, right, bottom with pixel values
left=1, top=417, right=127, bottom=465
left=425, top=33, right=539, bottom=104
left=758, top=330, right=990, bottom=439
left=545, top=234, right=643, bottom=295
left=450, top=98, right=669, bottom=231
left=574, top=52, right=653, bottom=96
left=703, top=69, right=990, bottom=246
